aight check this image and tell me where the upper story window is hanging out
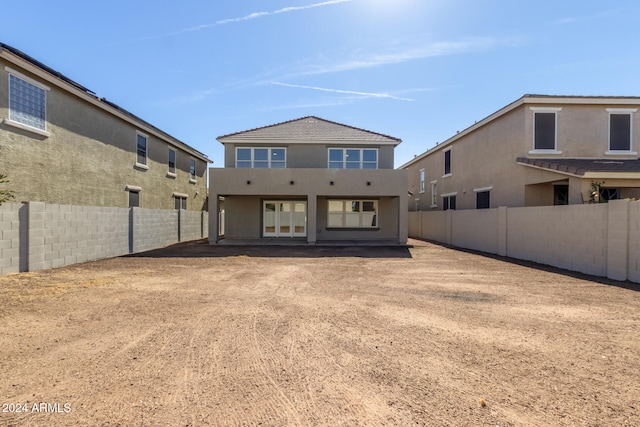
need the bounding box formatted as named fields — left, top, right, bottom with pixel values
left=419, top=169, right=425, bottom=193
left=236, top=147, right=286, bottom=168
left=531, top=107, right=562, bottom=153
left=328, top=148, right=378, bottom=169
left=190, top=159, right=197, bottom=182
left=443, top=149, right=451, bottom=176
left=168, top=149, right=176, bottom=176
left=136, top=132, right=148, bottom=167
left=607, top=108, right=637, bottom=154
left=7, top=70, right=48, bottom=132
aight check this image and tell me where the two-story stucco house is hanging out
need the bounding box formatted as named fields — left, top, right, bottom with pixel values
left=401, top=95, right=640, bottom=211
left=208, top=116, right=408, bottom=244
left=0, top=42, right=210, bottom=210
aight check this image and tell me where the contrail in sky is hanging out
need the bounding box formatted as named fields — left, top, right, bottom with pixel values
left=271, top=81, right=415, bottom=101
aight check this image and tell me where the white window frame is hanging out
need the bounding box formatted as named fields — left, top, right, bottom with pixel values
left=236, top=147, right=286, bottom=168
left=328, top=148, right=378, bottom=169
left=443, top=149, right=452, bottom=177
left=441, top=192, right=458, bottom=211
left=530, top=107, right=562, bottom=154
left=173, top=192, right=188, bottom=210
left=474, top=186, right=493, bottom=209
left=606, top=108, right=637, bottom=155
left=135, top=132, right=149, bottom=169
left=189, top=159, right=197, bottom=183
left=430, top=181, right=438, bottom=208
left=419, top=169, right=425, bottom=193
left=167, top=148, right=176, bottom=177
left=5, top=67, right=50, bottom=137
left=327, top=199, right=378, bottom=228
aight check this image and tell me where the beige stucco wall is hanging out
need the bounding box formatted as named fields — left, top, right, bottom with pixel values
left=406, top=100, right=640, bottom=211
left=0, top=58, right=208, bottom=210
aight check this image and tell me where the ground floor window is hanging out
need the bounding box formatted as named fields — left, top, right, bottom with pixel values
left=128, top=190, right=140, bottom=208
left=443, top=195, right=456, bottom=210
left=476, top=191, right=490, bottom=209
left=599, top=188, right=620, bottom=202
left=554, top=185, right=569, bottom=205
left=174, top=196, right=187, bottom=210
left=327, top=200, right=377, bottom=228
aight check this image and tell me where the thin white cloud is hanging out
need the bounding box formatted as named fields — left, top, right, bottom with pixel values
left=141, top=0, right=352, bottom=40
left=551, top=8, right=624, bottom=25
left=270, top=81, right=416, bottom=101
left=296, top=36, right=522, bottom=76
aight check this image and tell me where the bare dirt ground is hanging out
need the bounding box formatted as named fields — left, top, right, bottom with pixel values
left=0, top=239, right=639, bottom=427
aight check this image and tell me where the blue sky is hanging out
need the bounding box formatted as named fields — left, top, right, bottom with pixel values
left=3, top=0, right=640, bottom=167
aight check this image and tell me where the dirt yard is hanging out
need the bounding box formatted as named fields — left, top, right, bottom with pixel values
left=0, top=239, right=639, bottom=426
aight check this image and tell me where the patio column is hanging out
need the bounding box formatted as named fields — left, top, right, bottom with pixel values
left=307, top=194, right=317, bottom=244
left=208, top=194, right=220, bottom=244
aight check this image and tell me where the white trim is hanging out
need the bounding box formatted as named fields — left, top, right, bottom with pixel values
left=606, top=108, right=638, bottom=113
left=5, top=66, right=50, bottom=91
left=126, top=185, right=142, bottom=192
left=172, top=192, right=188, bottom=198
left=3, top=118, right=50, bottom=137
left=529, top=106, right=562, bottom=112
left=605, top=150, right=638, bottom=156
left=473, top=186, right=493, bottom=193
left=528, top=149, right=563, bottom=155
left=441, top=192, right=458, bottom=198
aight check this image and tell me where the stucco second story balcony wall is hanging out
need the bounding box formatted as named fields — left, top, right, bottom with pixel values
left=209, top=168, right=408, bottom=197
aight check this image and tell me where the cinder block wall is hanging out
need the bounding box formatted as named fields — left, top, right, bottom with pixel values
left=182, top=210, right=207, bottom=242
left=0, top=202, right=208, bottom=274
left=409, top=200, right=639, bottom=283
left=132, top=208, right=179, bottom=253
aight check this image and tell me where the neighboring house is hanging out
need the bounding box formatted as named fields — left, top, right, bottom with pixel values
left=208, top=116, right=408, bottom=244
left=0, top=43, right=211, bottom=210
left=401, top=95, right=640, bottom=211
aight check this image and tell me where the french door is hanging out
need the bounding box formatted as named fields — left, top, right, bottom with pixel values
left=263, top=201, right=307, bottom=237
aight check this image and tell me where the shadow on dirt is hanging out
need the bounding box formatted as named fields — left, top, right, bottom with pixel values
left=125, top=239, right=414, bottom=259
left=418, top=239, right=640, bottom=293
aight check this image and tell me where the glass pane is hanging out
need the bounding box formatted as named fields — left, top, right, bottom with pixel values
left=129, top=191, right=139, bottom=208
left=329, top=162, right=343, bottom=169
left=534, top=112, right=556, bottom=150
left=254, top=148, right=268, bottom=161
left=346, top=163, right=360, bottom=169
left=279, top=203, right=291, bottom=234
left=264, top=203, right=276, bottom=234
left=362, top=201, right=376, bottom=212
left=254, top=161, right=269, bottom=168
left=363, top=149, right=377, bottom=162
left=182, top=198, right=187, bottom=210
left=9, top=75, right=46, bottom=130
left=350, top=201, right=360, bottom=212
left=237, top=148, right=251, bottom=161
left=175, top=197, right=180, bottom=210
left=362, top=212, right=376, bottom=227
left=610, top=114, right=631, bottom=151
left=345, top=212, right=360, bottom=227
left=271, top=149, right=285, bottom=162
left=346, top=150, right=360, bottom=162
left=271, top=161, right=286, bottom=168
left=237, top=161, right=252, bottom=168
left=328, top=200, right=343, bottom=212
left=328, top=213, right=343, bottom=227
left=329, top=149, right=343, bottom=162
left=294, top=203, right=306, bottom=234
left=362, top=163, right=377, bottom=169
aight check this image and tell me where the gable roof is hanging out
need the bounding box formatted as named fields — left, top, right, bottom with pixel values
left=217, top=116, right=402, bottom=145
left=0, top=42, right=210, bottom=163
